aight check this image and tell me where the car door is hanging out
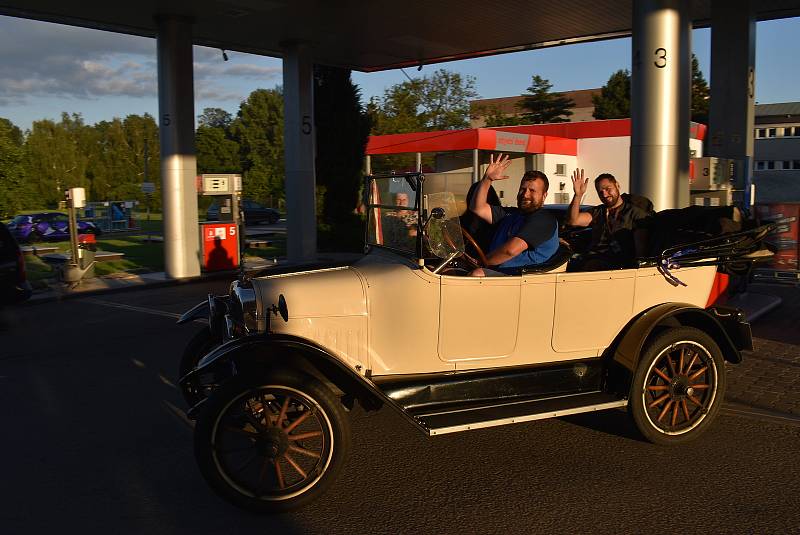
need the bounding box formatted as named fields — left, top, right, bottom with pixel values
left=437, top=275, right=521, bottom=362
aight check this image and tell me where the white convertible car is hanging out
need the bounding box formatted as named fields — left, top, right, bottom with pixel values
left=178, top=172, right=770, bottom=513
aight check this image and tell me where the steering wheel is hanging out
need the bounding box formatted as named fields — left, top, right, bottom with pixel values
left=459, top=226, right=489, bottom=269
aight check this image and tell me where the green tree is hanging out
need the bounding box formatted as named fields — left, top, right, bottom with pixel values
left=196, top=126, right=241, bottom=174
left=369, top=69, right=478, bottom=134
left=518, top=75, right=574, bottom=124
left=691, top=54, right=710, bottom=124
left=198, top=107, right=233, bottom=129
left=592, top=69, right=631, bottom=120
left=313, top=65, right=372, bottom=245
left=477, top=105, right=525, bottom=127
left=24, top=113, right=91, bottom=208
left=230, top=88, right=284, bottom=205
left=0, top=118, right=32, bottom=217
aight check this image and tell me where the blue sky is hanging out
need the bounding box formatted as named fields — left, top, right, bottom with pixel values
left=0, top=15, right=798, bottom=131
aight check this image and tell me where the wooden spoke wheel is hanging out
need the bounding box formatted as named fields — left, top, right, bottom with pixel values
left=629, top=326, right=725, bottom=445
left=195, top=372, right=350, bottom=512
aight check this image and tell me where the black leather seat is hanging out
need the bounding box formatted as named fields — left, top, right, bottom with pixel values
left=520, top=244, right=572, bottom=274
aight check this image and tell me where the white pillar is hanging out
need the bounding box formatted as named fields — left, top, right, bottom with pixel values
left=156, top=15, right=200, bottom=278
left=708, top=0, right=756, bottom=202
left=630, top=0, right=692, bottom=210
left=283, top=42, right=317, bottom=262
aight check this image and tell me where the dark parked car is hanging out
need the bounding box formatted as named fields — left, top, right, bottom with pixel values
left=7, top=212, right=101, bottom=243
left=0, top=221, right=32, bottom=305
left=206, top=200, right=280, bottom=225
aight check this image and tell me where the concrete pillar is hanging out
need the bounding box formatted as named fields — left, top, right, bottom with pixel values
left=630, top=0, right=692, bottom=210
left=156, top=15, right=200, bottom=278
left=283, top=42, right=317, bottom=262
left=708, top=0, right=756, bottom=201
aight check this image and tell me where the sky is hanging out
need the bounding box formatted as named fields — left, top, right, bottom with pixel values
left=0, top=15, right=798, bottom=131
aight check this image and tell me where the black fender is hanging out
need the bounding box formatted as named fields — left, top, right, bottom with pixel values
left=176, top=300, right=209, bottom=325
left=180, top=333, right=427, bottom=433
left=609, top=303, right=750, bottom=376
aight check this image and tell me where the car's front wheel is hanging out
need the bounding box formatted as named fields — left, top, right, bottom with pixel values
left=194, top=371, right=350, bottom=513
left=629, top=326, right=725, bottom=445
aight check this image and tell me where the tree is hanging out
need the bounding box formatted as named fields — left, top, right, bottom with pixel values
left=0, top=118, right=32, bottom=217
left=518, top=75, right=574, bottom=124
left=230, top=88, right=284, bottom=205
left=691, top=54, right=710, bottom=124
left=369, top=69, right=478, bottom=134
left=476, top=105, right=524, bottom=127
left=313, top=65, right=372, bottom=237
left=196, top=126, right=241, bottom=174
left=592, top=69, right=631, bottom=120
left=198, top=107, right=233, bottom=129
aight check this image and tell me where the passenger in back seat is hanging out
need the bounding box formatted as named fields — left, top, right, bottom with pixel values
left=566, top=170, right=655, bottom=271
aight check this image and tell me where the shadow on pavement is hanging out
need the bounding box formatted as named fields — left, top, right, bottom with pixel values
left=558, top=408, right=649, bottom=443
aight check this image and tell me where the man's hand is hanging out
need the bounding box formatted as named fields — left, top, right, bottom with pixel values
left=484, top=153, right=511, bottom=182
left=571, top=168, right=589, bottom=198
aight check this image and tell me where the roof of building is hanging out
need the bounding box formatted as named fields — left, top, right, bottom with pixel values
left=755, top=102, right=800, bottom=118
left=471, top=89, right=601, bottom=116
left=2, top=1, right=799, bottom=72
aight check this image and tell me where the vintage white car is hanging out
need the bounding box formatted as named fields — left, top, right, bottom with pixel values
left=178, top=172, right=769, bottom=513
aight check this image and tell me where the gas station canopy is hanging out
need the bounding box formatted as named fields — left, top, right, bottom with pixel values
left=1, top=0, right=798, bottom=72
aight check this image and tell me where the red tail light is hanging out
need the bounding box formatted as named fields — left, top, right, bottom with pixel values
left=16, top=248, right=27, bottom=283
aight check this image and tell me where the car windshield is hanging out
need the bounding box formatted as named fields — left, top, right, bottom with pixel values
left=11, top=215, right=30, bottom=224
left=366, top=175, right=420, bottom=255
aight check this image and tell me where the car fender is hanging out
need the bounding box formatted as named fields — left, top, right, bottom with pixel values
left=609, top=302, right=748, bottom=375
left=176, top=300, right=209, bottom=324
left=180, top=333, right=425, bottom=431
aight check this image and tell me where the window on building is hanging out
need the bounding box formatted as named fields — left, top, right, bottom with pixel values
left=793, top=160, right=800, bottom=170
left=767, top=161, right=776, bottom=169
left=756, top=161, right=766, bottom=170
left=555, top=163, right=566, bottom=176
left=756, top=128, right=766, bottom=138
left=792, top=126, right=800, bottom=137
left=768, top=128, right=777, bottom=137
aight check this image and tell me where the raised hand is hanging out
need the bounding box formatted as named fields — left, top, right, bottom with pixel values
left=571, top=168, right=589, bottom=198
left=484, top=153, right=511, bottom=182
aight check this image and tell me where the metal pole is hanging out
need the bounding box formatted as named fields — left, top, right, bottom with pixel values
left=283, top=42, right=317, bottom=263
left=67, top=196, right=79, bottom=267
left=156, top=15, right=201, bottom=278
left=415, top=152, right=422, bottom=172
left=630, top=0, right=692, bottom=210
left=709, top=0, right=756, bottom=207
left=365, top=154, right=372, bottom=175
left=472, top=149, right=480, bottom=183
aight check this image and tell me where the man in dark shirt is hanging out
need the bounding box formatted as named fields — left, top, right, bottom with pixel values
left=566, top=170, right=654, bottom=270
left=469, top=154, right=559, bottom=276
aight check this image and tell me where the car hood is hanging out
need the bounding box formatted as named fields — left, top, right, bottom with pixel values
left=252, top=266, right=367, bottom=331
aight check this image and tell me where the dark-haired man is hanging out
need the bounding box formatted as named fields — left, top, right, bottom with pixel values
left=567, top=169, right=654, bottom=270
left=469, top=154, right=559, bottom=276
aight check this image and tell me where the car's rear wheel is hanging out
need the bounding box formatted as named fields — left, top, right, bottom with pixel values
left=194, top=371, right=350, bottom=513
left=178, top=325, right=221, bottom=406
left=629, top=326, right=725, bottom=445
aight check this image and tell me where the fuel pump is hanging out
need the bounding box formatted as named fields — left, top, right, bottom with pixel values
left=198, top=174, right=243, bottom=272
left=60, top=187, right=95, bottom=286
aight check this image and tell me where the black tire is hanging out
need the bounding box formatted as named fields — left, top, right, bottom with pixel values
left=194, top=371, right=350, bottom=513
left=178, top=326, right=220, bottom=406
left=629, top=326, right=726, bottom=445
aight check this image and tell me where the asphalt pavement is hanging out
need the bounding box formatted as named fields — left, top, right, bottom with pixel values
left=2, top=277, right=800, bottom=533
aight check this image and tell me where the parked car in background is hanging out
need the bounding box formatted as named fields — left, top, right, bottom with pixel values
left=206, top=200, right=281, bottom=225
left=7, top=212, right=101, bottom=243
left=0, top=221, right=32, bottom=305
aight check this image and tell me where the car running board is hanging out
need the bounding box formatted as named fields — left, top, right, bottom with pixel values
left=412, top=391, right=627, bottom=436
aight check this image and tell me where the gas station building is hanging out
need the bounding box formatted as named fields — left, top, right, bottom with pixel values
left=366, top=120, right=706, bottom=207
